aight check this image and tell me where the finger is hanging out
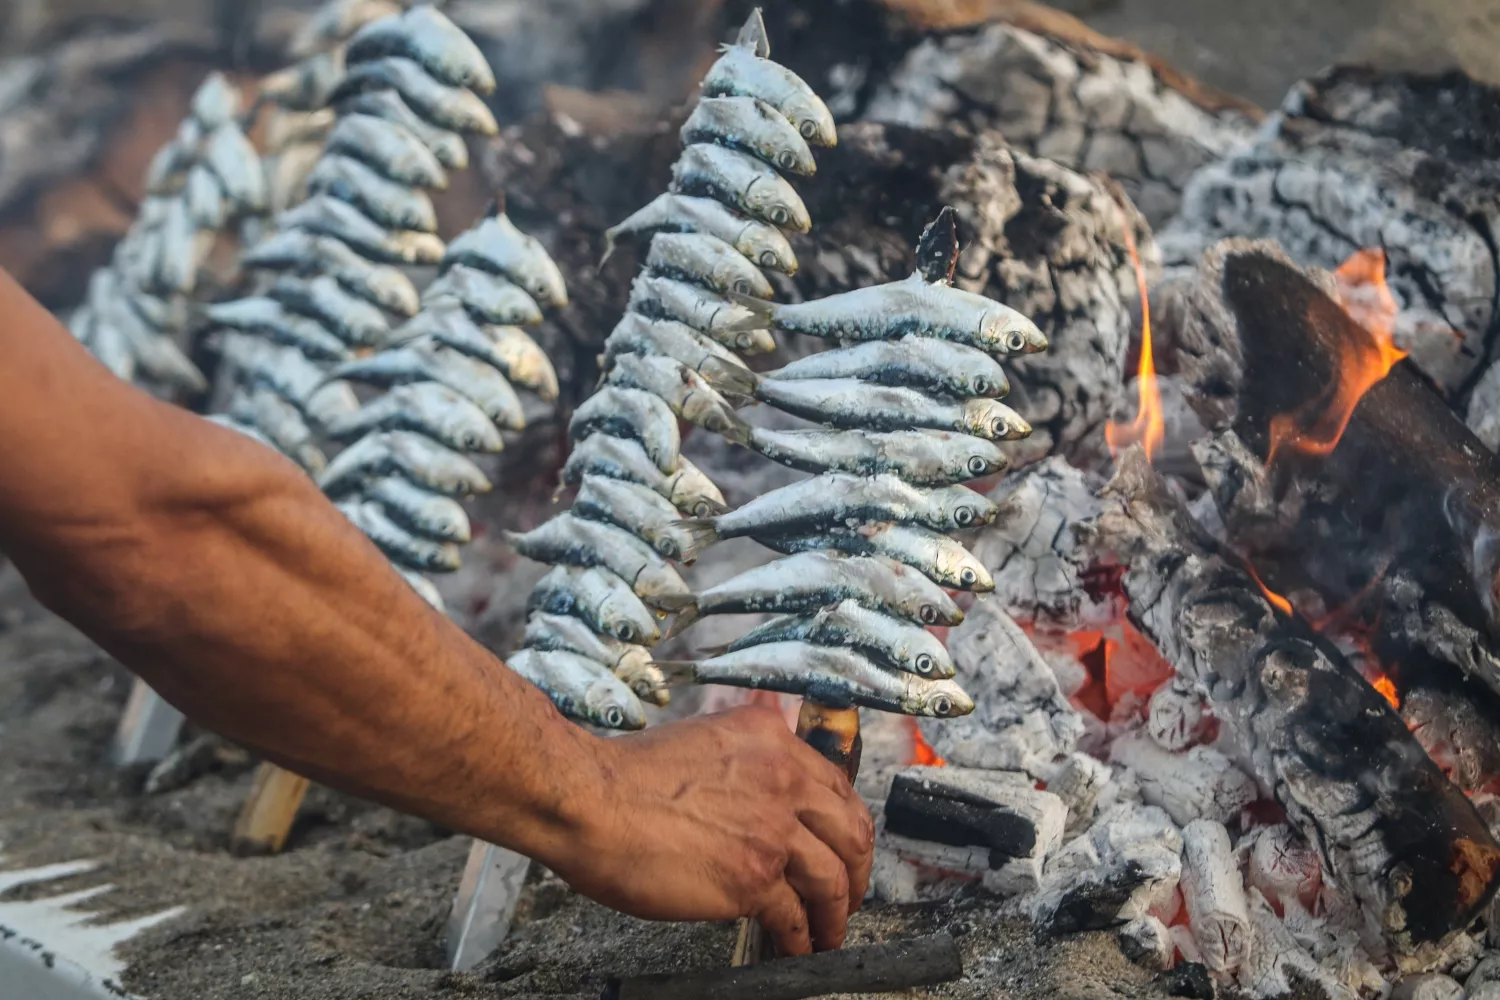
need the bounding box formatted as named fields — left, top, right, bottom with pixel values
left=784, top=827, right=851, bottom=951
left=795, top=785, right=874, bottom=913
left=784, top=733, right=859, bottom=799
left=757, top=881, right=813, bottom=957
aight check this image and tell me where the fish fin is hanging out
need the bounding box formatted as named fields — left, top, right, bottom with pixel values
left=721, top=290, right=776, bottom=330
left=916, top=206, right=961, bottom=285
left=677, top=518, right=721, bottom=563
left=698, top=358, right=759, bottom=406
left=649, top=593, right=696, bottom=613
left=664, top=602, right=701, bottom=639
left=735, top=8, right=772, bottom=58
left=717, top=410, right=756, bottom=449
left=599, top=229, right=620, bottom=271
left=654, top=660, right=699, bottom=685
left=485, top=190, right=507, bottom=219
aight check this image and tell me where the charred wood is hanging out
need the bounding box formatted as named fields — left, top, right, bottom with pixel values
left=1107, top=730, right=1257, bottom=828
left=1179, top=819, right=1250, bottom=976
left=1093, top=447, right=1500, bottom=952
left=1161, top=69, right=1500, bottom=394
left=1165, top=241, right=1500, bottom=682
left=883, top=766, right=1066, bottom=870
left=600, top=932, right=963, bottom=1000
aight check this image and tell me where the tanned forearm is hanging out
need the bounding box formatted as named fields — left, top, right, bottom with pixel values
left=0, top=269, right=604, bottom=867
left=0, top=268, right=874, bottom=954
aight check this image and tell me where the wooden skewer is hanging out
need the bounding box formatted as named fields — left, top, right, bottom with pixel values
left=232, top=762, right=311, bottom=855
left=732, top=699, right=862, bottom=967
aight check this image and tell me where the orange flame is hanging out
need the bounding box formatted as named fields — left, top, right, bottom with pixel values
left=1265, top=249, right=1407, bottom=465
left=906, top=717, right=946, bottom=767
left=1105, top=225, right=1164, bottom=462
left=1244, top=561, right=1293, bottom=616
left=1370, top=673, right=1399, bottom=710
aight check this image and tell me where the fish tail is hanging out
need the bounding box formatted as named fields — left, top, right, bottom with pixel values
left=664, top=602, right=701, bottom=639
left=677, top=518, right=721, bottom=563
left=598, top=230, right=619, bottom=271
left=650, top=592, right=696, bottom=613
left=718, top=410, right=756, bottom=450
left=698, top=358, right=759, bottom=408
left=654, top=660, right=699, bottom=685
left=722, top=290, right=776, bottom=330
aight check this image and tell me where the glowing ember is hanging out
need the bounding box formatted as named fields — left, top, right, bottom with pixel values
left=1105, top=224, right=1164, bottom=462
left=1370, top=673, right=1399, bottom=710
left=1265, top=248, right=1407, bottom=465
left=906, top=717, right=946, bottom=767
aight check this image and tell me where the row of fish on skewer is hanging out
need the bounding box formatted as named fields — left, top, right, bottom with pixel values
left=501, top=10, right=836, bottom=731
left=315, top=205, right=568, bottom=609
left=69, top=73, right=266, bottom=396
left=647, top=207, right=1049, bottom=720
left=205, top=5, right=501, bottom=505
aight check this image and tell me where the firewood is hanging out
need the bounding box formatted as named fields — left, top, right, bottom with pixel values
left=601, top=933, right=964, bottom=1000
left=1179, top=820, right=1250, bottom=976
left=1093, top=447, right=1500, bottom=952
left=1239, top=890, right=1355, bottom=1000
left=1117, top=916, right=1173, bottom=972
left=1393, top=974, right=1466, bottom=1000
left=1243, top=823, right=1320, bottom=906
left=1030, top=841, right=1179, bottom=938
left=231, top=762, right=310, bottom=855
left=1107, top=730, right=1257, bottom=827
left=1044, top=751, right=1112, bottom=834
left=1145, top=681, right=1208, bottom=752
left=883, top=766, right=1066, bottom=869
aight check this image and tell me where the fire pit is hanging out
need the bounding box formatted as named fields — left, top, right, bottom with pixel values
left=6, top=1, right=1500, bottom=998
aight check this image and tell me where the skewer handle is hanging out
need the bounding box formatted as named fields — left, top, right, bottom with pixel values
left=732, top=698, right=862, bottom=967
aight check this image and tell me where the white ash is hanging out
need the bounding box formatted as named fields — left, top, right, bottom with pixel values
left=1117, top=916, right=1174, bottom=973
left=863, top=22, right=1256, bottom=227
left=1393, top=974, right=1466, bottom=1000
left=1108, top=730, right=1258, bottom=827
left=867, top=847, right=920, bottom=905
left=917, top=599, right=1082, bottom=778
left=1089, top=802, right=1183, bottom=864
left=1043, top=751, right=1112, bottom=836
left=970, top=458, right=1109, bottom=630
left=1145, top=681, right=1209, bottom=752
left=1472, top=954, right=1500, bottom=989
left=1279, top=896, right=1388, bottom=997
left=1242, top=823, right=1321, bottom=907
left=1474, top=986, right=1500, bottom=1000
left=1238, top=890, right=1357, bottom=1000
left=1180, top=819, right=1251, bottom=976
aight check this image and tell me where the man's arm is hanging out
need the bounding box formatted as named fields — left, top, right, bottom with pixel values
left=0, top=268, right=871, bottom=954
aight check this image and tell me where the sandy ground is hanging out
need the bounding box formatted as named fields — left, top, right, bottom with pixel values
left=0, top=559, right=1186, bottom=1000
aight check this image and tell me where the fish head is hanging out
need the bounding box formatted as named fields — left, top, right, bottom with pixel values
left=909, top=679, right=975, bottom=719
left=731, top=327, right=778, bottom=355
left=963, top=399, right=1033, bottom=441
left=745, top=184, right=811, bottom=234
left=751, top=102, right=818, bottom=176
left=495, top=285, right=546, bottom=326
left=512, top=241, right=570, bottom=308
left=900, top=629, right=958, bottom=680
left=600, top=593, right=660, bottom=646
left=935, top=485, right=1001, bottom=531
left=783, top=95, right=837, bottom=149
left=958, top=439, right=1008, bottom=481
left=586, top=674, right=649, bottom=731
left=948, top=547, right=996, bottom=594
left=985, top=308, right=1049, bottom=356
left=736, top=224, right=798, bottom=274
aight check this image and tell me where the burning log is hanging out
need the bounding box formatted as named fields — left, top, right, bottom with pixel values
left=1179, top=819, right=1251, bottom=976
left=1107, top=730, right=1257, bottom=827
left=1094, top=447, right=1500, bottom=953
left=1118, top=916, right=1173, bottom=972
left=602, top=932, right=963, bottom=1000
left=1046, top=751, right=1112, bottom=835
left=1243, top=823, right=1321, bottom=907
left=1161, top=68, right=1500, bottom=394
left=1164, top=240, right=1500, bottom=696
left=1238, top=891, right=1356, bottom=1000
left=1145, top=681, right=1209, bottom=751
left=1030, top=839, right=1179, bottom=939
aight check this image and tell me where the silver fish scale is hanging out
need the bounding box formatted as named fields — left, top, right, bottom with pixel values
left=72, top=72, right=264, bottom=397
left=510, top=11, right=829, bottom=730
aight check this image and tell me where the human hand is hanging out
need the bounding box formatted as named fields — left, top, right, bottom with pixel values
left=542, top=705, right=874, bottom=955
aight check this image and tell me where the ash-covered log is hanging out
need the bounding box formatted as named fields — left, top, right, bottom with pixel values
left=1161, top=69, right=1500, bottom=394
left=1165, top=240, right=1500, bottom=678
left=883, top=766, right=1066, bottom=870
left=1093, top=447, right=1500, bottom=953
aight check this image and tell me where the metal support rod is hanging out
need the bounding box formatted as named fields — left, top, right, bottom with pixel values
left=110, top=679, right=186, bottom=766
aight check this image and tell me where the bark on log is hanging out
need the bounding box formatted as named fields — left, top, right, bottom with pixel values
left=601, top=933, right=963, bottom=1000
left=1161, top=68, right=1500, bottom=395
left=1164, top=239, right=1500, bottom=693
left=1092, top=446, right=1500, bottom=954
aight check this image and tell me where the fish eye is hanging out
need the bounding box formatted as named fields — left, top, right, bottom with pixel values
left=734, top=279, right=752, bottom=294
left=914, top=653, right=934, bottom=675
left=967, top=455, right=989, bottom=476
left=972, top=378, right=988, bottom=395
left=960, top=568, right=977, bottom=586
left=736, top=333, right=754, bottom=350
left=954, top=507, right=974, bottom=527
left=777, top=151, right=797, bottom=170
left=760, top=250, right=780, bottom=267
left=604, top=706, right=624, bottom=728
left=919, top=605, right=938, bottom=624
left=769, top=206, right=790, bottom=226
left=693, top=500, right=714, bottom=517
left=932, top=695, right=952, bottom=716
left=616, top=623, right=636, bottom=642
left=1007, top=331, right=1027, bottom=352
left=657, top=538, right=679, bottom=558
left=798, top=119, right=818, bottom=139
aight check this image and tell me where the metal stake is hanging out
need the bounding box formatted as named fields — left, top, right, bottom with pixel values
left=445, top=839, right=531, bottom=972
left=110, top=679, right=186, bottom=766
